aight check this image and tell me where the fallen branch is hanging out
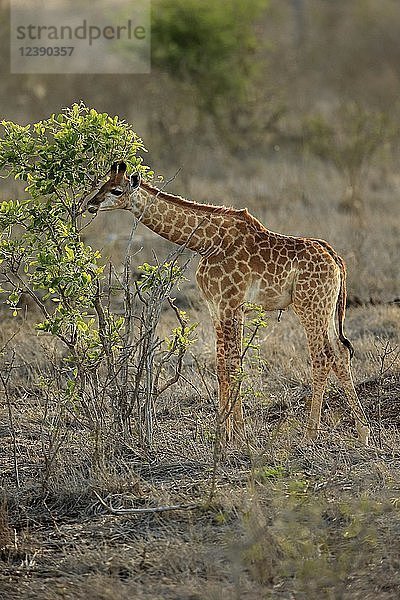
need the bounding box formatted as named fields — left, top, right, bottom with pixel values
left=92, top=489, right=199, bottom=515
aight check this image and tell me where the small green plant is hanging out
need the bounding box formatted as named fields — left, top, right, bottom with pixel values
left=243, top=304, right=269, bottom=357
left=220, top=304, right=269, bottom=428
left=241, top=303, right=269, bottom=402
left=255, top=465, right=286, bottom=483
left=138, top=261, right=186, bottom=291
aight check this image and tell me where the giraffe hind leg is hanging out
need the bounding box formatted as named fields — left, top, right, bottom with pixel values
left=304, top=334, right=335, bottom=440
left=292, top=298, right=336, bottom=440
left=330, top=335, right=370, bottom=445
left=305, top=327, right=370, bottom=445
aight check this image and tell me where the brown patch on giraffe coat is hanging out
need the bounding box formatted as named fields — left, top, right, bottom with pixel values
left=221, top=257, right=236, bottom=273
left=250, top=257, right=265, bottom=274
left=232, top=271, right=243, bottom=285
left=221, top=274, right=235, bottom=289
left=204, top=225, right=216, bottom=238
left=182, top=226, right=193, bottom=237
left=187, top=215, right=196, bottom=228
left=223, top=234, right=235, bottom=247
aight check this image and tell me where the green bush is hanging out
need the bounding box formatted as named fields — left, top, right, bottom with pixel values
left=0, top=104, right=195, bottom=459
left=0, top=103, right=149, bottom=345
left=151, top=0, right=268, bottom=114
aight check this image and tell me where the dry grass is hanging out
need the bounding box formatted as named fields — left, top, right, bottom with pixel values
left=1, top=296, right=399, bottom=599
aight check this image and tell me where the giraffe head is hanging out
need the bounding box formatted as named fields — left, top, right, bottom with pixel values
left=86, top=161, right=141, bottom=214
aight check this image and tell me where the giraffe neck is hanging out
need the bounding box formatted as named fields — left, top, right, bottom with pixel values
left=128, top=181, right=223, bottom=255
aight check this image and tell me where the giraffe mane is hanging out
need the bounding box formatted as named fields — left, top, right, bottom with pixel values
left=140, top=181, right=267, bottom=232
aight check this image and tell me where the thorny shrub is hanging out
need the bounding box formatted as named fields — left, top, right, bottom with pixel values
left=0, top=103, right=197, bottom=474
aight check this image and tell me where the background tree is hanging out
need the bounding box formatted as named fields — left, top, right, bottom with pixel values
left=303, top=102, right=395, bottom=212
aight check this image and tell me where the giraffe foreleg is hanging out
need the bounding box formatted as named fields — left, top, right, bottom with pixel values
left=215, top=322, right=232, bottom=441
left=216, top=310, right=245, bottom=440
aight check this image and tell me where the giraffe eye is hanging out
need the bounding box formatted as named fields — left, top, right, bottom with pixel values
left=111, top=188, right=123, bottom=196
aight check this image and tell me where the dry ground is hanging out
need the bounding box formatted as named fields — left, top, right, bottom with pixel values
left=0, top=300, right=399, bottom=599
left=1, top=156, right=399, bottom=599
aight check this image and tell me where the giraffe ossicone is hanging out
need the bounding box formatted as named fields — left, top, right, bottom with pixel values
left=87, top=161, right=370, bottom=445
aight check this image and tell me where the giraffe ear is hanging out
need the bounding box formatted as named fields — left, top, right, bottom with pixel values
left=118, top=162, right=127, bottom=173
left=130, top=173, right=141, bottom=190
left=110, top=162, right=118, bottom=174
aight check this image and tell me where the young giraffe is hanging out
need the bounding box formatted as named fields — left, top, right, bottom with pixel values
left=87, top=161, right=370, bottom=444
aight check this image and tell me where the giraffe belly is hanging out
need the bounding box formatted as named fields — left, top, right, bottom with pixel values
left=248, top=277, right=294, bottom=311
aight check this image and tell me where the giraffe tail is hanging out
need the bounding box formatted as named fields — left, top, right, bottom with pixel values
left=336, top=256, right=354, bottom=359
left=314, top=238, right=354, bottom=359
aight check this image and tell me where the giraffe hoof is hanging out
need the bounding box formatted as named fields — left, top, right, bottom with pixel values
left=223, top=427, right=233, bottom=445
left=233, top=422, right=245, bottom=439
left=304, top=427, right=318, bottom=442
left=357, top=425, right=370, bottom=446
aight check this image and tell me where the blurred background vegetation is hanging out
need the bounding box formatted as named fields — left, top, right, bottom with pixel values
left=0, top=0, right=399, bottom=299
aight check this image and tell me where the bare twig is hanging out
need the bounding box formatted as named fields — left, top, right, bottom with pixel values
left=0, top=350, right=20, bottom=489
left=92, top=489, right=198, bottom=515
left=375, top=340, right=400, bottom=449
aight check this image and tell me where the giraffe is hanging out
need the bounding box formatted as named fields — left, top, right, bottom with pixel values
left=86, top=161, right=370, bottom=445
